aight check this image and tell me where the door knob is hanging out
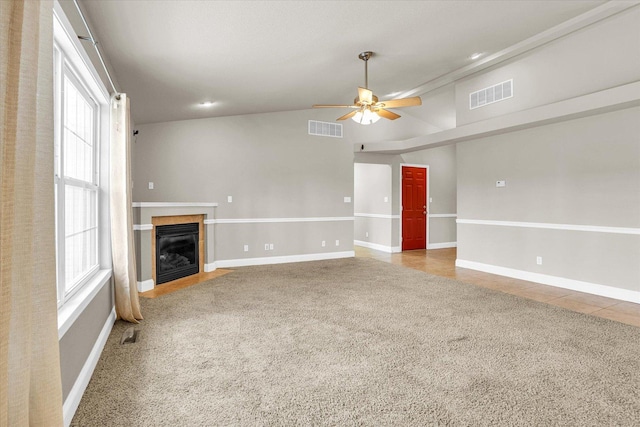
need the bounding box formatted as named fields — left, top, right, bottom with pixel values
left=423, top=211, right=427, bottom=215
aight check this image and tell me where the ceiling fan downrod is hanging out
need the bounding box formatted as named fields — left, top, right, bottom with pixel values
left=358, top=51, right=373, bottom=89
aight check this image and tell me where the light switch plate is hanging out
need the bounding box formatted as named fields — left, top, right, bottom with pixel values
left=227, top=195, right=233, bottom=203
left=148, top=182, right=154, bottom=190
left=344, top=196, right=351, bottom=203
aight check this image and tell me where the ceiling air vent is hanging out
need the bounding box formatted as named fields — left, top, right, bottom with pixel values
left=469, top=79, right=513, bottom=110
left=308, top=120, right=343, bottom=138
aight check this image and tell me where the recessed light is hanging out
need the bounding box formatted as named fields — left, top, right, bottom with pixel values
left=469, top=52, right=483, bottom=60
left=199, top=101, right=215, bottom=107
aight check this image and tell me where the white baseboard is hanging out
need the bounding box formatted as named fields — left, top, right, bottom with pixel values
left=354, top=240, right=401, bottom=253
left=215, top=251, right=355, bottom=268
left=427, top=242, right=457, bottom=249
left=137, top=279, right=154, bottom=293
left=204, top=263, right=216, bottom=272
left=63, top=307, right=116, bottom=427
left=455, top=259, right=640, bottom=304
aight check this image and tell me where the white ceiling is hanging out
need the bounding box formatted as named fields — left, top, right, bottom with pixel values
left=79, top=0, right=605, bottom=125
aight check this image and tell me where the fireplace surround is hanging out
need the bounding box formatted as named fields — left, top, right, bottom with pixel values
left=133, top=202, right=217, bottom=292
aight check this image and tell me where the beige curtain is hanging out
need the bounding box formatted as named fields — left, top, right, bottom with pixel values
left=0, top=0, right=64, bottom=425
left=110, top=94, right=143, bottom=323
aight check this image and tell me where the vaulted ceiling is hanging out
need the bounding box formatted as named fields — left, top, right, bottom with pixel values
left=77, top=0, right=605, bottom=125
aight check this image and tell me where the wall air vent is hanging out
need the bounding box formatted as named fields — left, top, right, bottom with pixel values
left=469, top=79, right=513, bottom=110
left=308, top=120, right=343, bottom=138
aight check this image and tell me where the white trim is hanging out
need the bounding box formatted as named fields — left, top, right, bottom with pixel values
left=132, top=202, right=218, bottom=208
left=354, top=213, right=400, bottom=219
left=215, top=251, right=355, bottom=268
left=58, top=269, right=111, bottom=339
left=427, top=242, right=457, bottom=249
left=214, top=216, right=354, bottom=224
left=456, top=219, right=640, bottom=235
left=430, top=213, right=457, bottom=218
left=399, top=164, right=430, bottom=252
left=354, top=240, right=401, bottom=253
left=63, top=307, right=116, bottom=427
left=137, top=279, right=155, bottom=293
left=133, top=224, right=153, bottom=231
left=203, top=219, right=216, bottom=225
left=455, top=259, right=640, bottom=304
left=204, top=263, right=217, bottom=272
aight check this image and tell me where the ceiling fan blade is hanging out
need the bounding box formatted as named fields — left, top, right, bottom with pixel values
left=337, top=110, right=358, bottom=121
left=375, top=96, right=422, bottom=109
left=358, top=87, right=373, bottom=104
left=313, top=104, right=359, bottom=108
left=375, top=108, right=401, bottom=120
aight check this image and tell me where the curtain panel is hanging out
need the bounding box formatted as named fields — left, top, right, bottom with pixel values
left=0, top=0, right=64, bottom=425
left=110, top=94, right=143, bottom=323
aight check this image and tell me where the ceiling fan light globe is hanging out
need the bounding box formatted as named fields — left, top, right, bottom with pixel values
left=352, top=109, right=381, bottom=125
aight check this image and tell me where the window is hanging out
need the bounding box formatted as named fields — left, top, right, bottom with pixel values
left=54, top=11, right=107, bottom=308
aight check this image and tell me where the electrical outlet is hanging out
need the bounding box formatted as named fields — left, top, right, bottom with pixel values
left=148, top=182, right=154, bottom=190
left=269, top=243, right=274, bottom=250
left=321, top=240, right=326, bottom=247
left=335, top=240, right=339, bottom=246
left=496, top=180, right=506, bottom=188
left=227, top=195, right=233, bottom=203
left=536, top=256, right=542, bottom=265
left=264, top=244, right=269, bottom=251
left=365, top=232, right=369, bottom=238
left=243, top=245, right=248, bottom=252
left=344, top=196, right=351, bottom=203
left=384, top=196, right=388, bottom=203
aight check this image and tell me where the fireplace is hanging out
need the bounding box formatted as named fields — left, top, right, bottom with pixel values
left=155, top=222, right=199, bottom=284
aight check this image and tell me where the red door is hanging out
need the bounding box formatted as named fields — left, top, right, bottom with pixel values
left=402, top=166, right=427, bottom=251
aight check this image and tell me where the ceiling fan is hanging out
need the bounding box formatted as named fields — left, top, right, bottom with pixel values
left=313, top=51, right=422, bottom=125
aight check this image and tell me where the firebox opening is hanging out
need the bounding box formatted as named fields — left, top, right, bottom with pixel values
left=155, top=222, right=199, bottom=284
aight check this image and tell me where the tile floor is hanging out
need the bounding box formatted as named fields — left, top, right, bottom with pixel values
left=356, top=246, right=640, bottom=328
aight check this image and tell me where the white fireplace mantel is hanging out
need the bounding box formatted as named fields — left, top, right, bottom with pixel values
left=132, top=202, right=219, bottom=208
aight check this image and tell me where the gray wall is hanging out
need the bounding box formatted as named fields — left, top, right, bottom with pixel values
left=451, top=7, right=640, bottom=294
left=402, top=144, right=458, bottom=246
left=354, top=163, right=394, bottom=250
left=59, top=283, right=113, bottom=400
left=455, top=7, right=640, bottom=126
left=133, top=109, right=355, bottom=262
left=457, top=107, right=640, bottom=291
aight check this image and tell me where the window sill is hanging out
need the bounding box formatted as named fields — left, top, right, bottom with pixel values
left=58, top=269, right=112, bottom=339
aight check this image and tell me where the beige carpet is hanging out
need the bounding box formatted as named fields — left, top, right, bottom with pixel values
left=72, top=258, right=640, bottom=426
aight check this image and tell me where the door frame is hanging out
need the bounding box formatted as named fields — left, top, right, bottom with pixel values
left=399, top=163, right=429, bottom=251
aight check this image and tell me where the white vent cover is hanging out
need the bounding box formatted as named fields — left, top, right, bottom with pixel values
left=469, top=79, right=513, bottom=110
left=308, top=120, right=343, bottom=138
